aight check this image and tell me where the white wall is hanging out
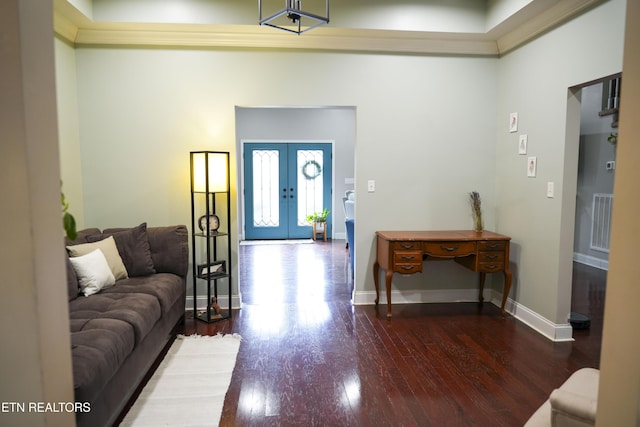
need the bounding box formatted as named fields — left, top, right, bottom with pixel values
left=92, top=0, right=487, bottom=32
left=495, top=0, right=626, bottom=331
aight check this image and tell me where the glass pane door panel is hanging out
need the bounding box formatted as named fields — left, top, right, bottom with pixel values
left=297, top=150, right=324, bottom=226
left=252, top=150, right=279, bottom=227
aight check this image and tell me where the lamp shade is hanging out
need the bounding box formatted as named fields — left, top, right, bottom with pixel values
left=192, top=152, right=228, bottom=193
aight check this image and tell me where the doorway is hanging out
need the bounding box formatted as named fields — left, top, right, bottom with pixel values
left=569, top=74, right=619, bottom=343
left=573, top=78, right=618, bottom=270
left=244, top=142, right=332, bottom=240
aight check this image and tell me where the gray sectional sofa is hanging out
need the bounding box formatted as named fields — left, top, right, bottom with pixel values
left=65, top=223, right=188, bottom=427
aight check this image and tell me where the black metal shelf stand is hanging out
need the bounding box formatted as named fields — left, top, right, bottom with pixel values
left=190, top=151, right=232, bottom=323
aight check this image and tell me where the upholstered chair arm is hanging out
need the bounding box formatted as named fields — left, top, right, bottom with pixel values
left=550, top=388, right=597, bottom=427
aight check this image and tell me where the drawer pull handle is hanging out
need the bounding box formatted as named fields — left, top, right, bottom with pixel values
left=401, top=244, right=414, bottom=249
left=485, top=265, right=498, bottom=270
left=441, top=246, right=459, bottom=252
left=486, top=243, right=500, bottom=248
left=401, top=266, right=415, bottom=271
left=486, top=255, right=498, bottom=260
left=401, top=255, right=415, bottom=260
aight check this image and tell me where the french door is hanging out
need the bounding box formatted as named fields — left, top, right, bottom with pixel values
left=244, top=142, right=332, bottom=240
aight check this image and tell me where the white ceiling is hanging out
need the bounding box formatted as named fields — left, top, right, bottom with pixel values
left=54, top=0, right=606, bottom=56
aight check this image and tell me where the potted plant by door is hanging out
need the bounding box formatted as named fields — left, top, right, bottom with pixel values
left=306, top=208, right=329, bottom=241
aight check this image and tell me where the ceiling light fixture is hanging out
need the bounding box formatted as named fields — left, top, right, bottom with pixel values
left=259, top=0, right=329, bottom=35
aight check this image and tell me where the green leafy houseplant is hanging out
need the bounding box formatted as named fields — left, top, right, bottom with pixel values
left=306, top=208, right=329, bottom=224
left=62, top=192, right=77, bottom=240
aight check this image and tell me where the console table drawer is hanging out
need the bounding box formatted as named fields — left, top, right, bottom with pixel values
left=478, top=251, right=504, bottom=262
left=393, top=241, right=421, bottom=250
left=424, top=241, right=476, bottom=257
left=479, top=262, right=504, bottom=272
left=394, top=251, right=422, bottom=263
left=478, top=241, right=506, bottom=251
left=394, top=263, right=422, bottom=274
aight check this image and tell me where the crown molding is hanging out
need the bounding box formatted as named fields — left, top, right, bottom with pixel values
left=494, top=0, right=605, bottom=54
left=72, top=24, right=500, bottom=56
left=53, top=0, right=605, bottom=57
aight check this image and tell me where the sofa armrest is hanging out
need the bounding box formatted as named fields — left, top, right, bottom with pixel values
left=146, top=225, right=189, bottom=278
left=550, top=388, right=597, bottom=427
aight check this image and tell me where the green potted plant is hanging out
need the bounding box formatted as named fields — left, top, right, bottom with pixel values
left=306, top=208, right=329, bottom=240
left=306, top=208, right=329, bottom=225
left=62, top=191, right=77, bottom=240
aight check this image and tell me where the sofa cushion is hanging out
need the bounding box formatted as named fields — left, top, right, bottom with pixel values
left=101, top=273, right=185, bottom=315
left=67, top=236, right=128, bottom=280
left=66, top=228, right=102, bottom=246
left=70, top=318, right=136, bottom=402
left=143, top=226, right=189, bottom=277
left=66, top=255, right=80, bottom=301
left=69, top=292, right=162, bottom=344
left=66, top=227, right=102, bottom=302
left=87, top=223, right=156, bottom=277
left=101, top=225, right=189, bottom=277
left=69, top=249, right=116, bottom=296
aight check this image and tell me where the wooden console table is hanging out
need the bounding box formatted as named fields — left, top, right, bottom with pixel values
left=373, top=230, right=512, bottom=318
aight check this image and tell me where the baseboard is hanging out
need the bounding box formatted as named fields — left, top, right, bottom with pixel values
left=186, top=294, right=242, bottom=311
left=353, top=288, right=574, bottom=342
left=495, top=294, right=574, bottom=342
left=352, top=288, right=489, bottom=306
left=573, top=252, right=609, bottom=270
left=334, top=232, right=346, bottom=240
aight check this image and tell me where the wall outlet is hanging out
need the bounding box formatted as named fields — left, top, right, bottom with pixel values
left=367, top=180, right=376, bottom=192
left=606, top=161, right=616, bottom=171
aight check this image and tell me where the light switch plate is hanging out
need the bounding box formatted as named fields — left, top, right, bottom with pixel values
left=367, top=180, right=375, bottom=192
left=547, top=182, right=554, bottom=198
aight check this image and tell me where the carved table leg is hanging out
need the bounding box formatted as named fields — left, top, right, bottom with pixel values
left=385, top=270, right=393, bottom=318
left=373, top=261, right=380, bottom=305
left=500, top=269, right=513, bottom=315
left=479, top=272, right=486, bottom=303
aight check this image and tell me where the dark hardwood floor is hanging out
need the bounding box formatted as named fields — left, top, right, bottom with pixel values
left=182, top=241, right=604, bottom=426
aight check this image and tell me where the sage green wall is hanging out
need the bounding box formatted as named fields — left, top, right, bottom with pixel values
left=57, top=0, right=627, bottom=336
left=71, top=47, right=498, bottom=303
left=495, top=0, right=626, bottom=325
left=55, top=36, right=86, bottom=229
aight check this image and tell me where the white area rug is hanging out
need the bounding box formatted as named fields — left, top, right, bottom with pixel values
left=120, top=334, right=242, bottom=427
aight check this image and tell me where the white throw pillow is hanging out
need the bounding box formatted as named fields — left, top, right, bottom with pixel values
left=69, top=249, right=116, bottom=296
left=67, top=235, right=128, bottom=280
